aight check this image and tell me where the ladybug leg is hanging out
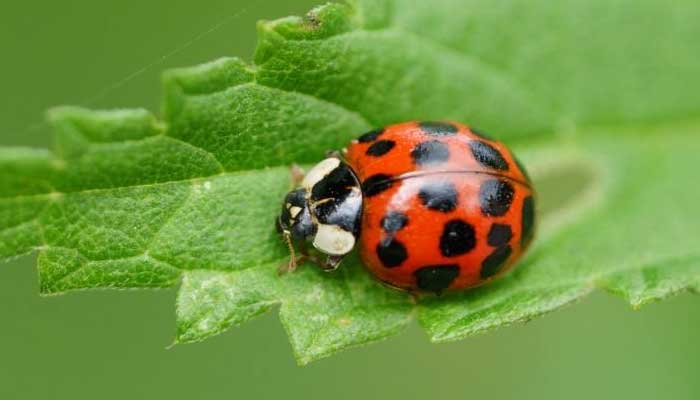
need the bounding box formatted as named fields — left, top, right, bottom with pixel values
left=278, top=255, right=305, bottom=275
left=299, top=254, right=343, bottom=271
left=278, top=254, right=343, bottom=274
left=298, top=244, right=344, bottom=271
left=289, top=164, right=305, bottom=188
left=318, top=255, right=344, bottom=271
left=278, top=234, right=345, bottom=274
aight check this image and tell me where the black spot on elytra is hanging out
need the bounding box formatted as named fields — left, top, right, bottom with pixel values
left=419, top=121, right=458, bottom=136
left=469, top=127, right=493, bottom=141
left=357, top=128, right=384, bottom=143
left=481, top=246, right=512, bottom=279
left=479, top=179, right=514, bottom=216
left=440, top=219, right=476, bottom=257
left=521, top=196, right=535, bottom=248
left=470, top=141, right=509, bottom=171
left=410, top=140, right=450, bottom=166
left=362, top=174, right=394, bottom=197
left=376, top=237, right=408, bottom=268
left=366, top=140, right=396, bottom=157
left=487, top=224, right=512, bottom=247
left=381, top=211, right=408, bottom=233
left=414, top=264, right=460, bottom=293
left=418, top=181, right=458, bottom=212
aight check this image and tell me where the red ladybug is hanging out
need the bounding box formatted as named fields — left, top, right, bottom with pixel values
left=277, top=121, right=535, bottom=294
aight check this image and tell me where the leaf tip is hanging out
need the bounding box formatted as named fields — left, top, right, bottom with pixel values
left=254, top=2, right=359, bottom=68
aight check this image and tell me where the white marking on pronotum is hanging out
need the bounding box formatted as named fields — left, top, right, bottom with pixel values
left=312, top=223, right=355, bottom=255
left=302, top=157, right=341, bottom=189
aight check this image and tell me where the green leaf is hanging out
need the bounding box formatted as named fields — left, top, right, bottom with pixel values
left=1, top=0, right=699, bottom=364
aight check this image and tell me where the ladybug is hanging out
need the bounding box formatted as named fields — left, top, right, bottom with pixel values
left=276, top=121, right=535, bottom=294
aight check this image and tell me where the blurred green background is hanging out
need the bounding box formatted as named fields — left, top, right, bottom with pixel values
left=1, top=1, right=698, bottom=399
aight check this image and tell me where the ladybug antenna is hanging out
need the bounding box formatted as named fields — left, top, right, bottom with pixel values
left=282, top=230, right=298, bottom=272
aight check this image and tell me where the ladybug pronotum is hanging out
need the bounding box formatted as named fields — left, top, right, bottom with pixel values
left=276, top=121, right=535, bottom=294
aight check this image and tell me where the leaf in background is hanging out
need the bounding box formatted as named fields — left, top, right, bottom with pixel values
left=1, top=0, right=699, bottom=364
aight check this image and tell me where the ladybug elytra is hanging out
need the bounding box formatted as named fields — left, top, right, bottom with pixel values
left=276, top=121, right=535, bottom=294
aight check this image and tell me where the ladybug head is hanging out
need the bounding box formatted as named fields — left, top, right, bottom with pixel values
left=277, top=187, right=317, bottom=242
left=277, top=157, right=363, bottom=272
